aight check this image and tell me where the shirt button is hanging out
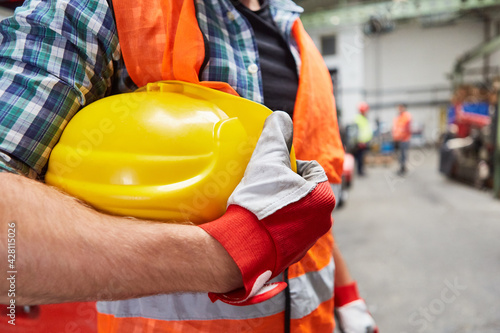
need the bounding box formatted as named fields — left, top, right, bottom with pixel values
left=226, top=11, right=236, bottom=21
left=248, top=63, right=259, bottom=74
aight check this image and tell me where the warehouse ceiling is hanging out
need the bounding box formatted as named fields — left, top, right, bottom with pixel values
left=299, top=0, right=500, bottom=30
left=297, top=0, right=383, bottom=13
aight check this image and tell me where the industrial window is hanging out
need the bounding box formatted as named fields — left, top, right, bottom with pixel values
left=321, top=35, right=337, bottom=56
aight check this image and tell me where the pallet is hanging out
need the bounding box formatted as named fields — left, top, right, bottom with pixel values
left=365, top=153, right=394, bottom=167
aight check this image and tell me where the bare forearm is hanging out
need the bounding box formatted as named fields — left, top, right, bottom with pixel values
left=332, top=236, right=354, bottom=287
left=0, top=173, right=241, bottom=305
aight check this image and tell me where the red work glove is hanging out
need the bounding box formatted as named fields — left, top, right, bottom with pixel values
left=200, top=111, right=335, bottom=306
left=334, top=281, right=379, bottom=333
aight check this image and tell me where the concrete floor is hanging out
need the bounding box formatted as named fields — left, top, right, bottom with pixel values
left=333, top=149, right=500, bottom=333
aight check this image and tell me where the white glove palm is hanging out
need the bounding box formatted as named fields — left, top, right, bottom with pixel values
left=335, top=299, right=378, bottom=333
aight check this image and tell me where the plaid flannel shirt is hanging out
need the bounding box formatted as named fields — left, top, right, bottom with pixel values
left=0, top=0, right=303, bottom=179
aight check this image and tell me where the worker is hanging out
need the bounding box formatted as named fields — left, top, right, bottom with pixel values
left=353, top=102, right=373, bottom=176
left=392, top=104, right=412, bottom=175
left=0, top=0, right=377, bottom=332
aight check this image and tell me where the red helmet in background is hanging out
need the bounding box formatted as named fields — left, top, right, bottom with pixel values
left=358, top=102, right=369, bottom=115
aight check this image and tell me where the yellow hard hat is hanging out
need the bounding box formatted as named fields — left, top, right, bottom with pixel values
left=46, top=81, right=297, bottom=224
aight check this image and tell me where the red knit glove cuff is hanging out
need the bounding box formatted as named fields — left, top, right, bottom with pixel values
left=199, top=205, right=285, bottom=305
left=334, top=281, right=361, bottom=307
left=200, top=182, right=335, bottom=306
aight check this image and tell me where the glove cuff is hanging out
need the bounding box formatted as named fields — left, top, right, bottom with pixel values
left=334, top=281, right=361, bottom=307
left=200, top=205, right=281, bottom=305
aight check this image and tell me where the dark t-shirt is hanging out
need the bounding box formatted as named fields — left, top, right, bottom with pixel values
left=232, top=0, right=299, bottom=118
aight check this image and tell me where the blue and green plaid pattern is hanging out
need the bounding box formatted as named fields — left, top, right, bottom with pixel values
left=0, top=0, right=121, bottom=178
left=0, top=0, right=303, bottom=178
left=198, top=0, right=302, bottom=103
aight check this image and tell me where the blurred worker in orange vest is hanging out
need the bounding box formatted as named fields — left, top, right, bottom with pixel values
left=392, top=104, right=412, bottom=175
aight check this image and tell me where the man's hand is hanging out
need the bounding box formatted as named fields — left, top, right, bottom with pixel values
left=200, top=111, right=336, bottom=305
left=334, top=281, right=379, bottom=333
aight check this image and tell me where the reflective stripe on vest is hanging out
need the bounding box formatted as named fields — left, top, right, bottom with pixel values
left=96, top=233, right=335, bottom=332
left=96, top=259, right=333, bottom=321
left=96, top=259, right=334, bottom=332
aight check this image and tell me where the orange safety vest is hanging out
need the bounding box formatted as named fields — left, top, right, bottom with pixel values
left=98, top=0, right=341, bottom=332
left=393, top=111, right=412, bottom=142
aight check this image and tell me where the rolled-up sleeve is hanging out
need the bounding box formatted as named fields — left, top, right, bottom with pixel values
left=0, top=0, right=120, bottom=178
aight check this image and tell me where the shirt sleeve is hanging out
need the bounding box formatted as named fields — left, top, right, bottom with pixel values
left=0, top=0, right=120, bottom=179
left=0, top=151, right=34, bottom=177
